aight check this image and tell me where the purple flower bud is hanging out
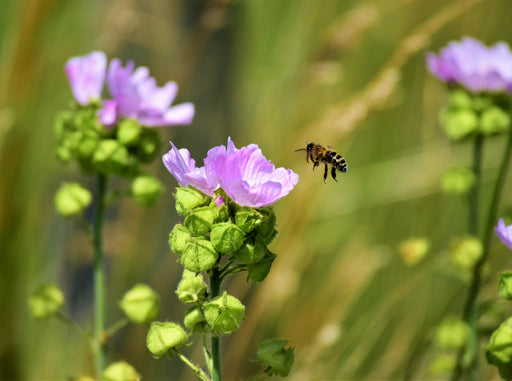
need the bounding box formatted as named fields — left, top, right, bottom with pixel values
left=496, top=218, right=512, bottom=250
left=65, top=51, right=107, bottom=105
left=426, top=37, right=512, bottom=93
left=105, top=59, right=195, bottom=127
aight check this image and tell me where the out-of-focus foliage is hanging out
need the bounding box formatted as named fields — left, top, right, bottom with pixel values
left=2, top=0, right=512, bottom=380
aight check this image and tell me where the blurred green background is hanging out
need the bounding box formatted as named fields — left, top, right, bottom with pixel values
left=2, top=0, right=512, bottom=379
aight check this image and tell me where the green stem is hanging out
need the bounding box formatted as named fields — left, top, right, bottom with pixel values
left=56, top=312, right=95, bottom=352
left=173, top=348, right=212, bottom=381
left=210, top=266, right=222, bottom=381
left=93, top=174, right=107, bottom=379
left=469, top=134, right=483, bottom=235
left=451, top=129, right=512, bottom=381
left=103, top=318, right=129, bottom=343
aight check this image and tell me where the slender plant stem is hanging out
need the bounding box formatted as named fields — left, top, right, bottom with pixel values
left=451, top=128, right=512, bottom=381
left=93, top=174, right=107, bottom=379
left=173, top=348, right=212, bottom=381
left=56, top=312, right=95, bottom=352
left=469, top=134, right=483, bottom=235
left=103, top=318, right=129, bottom=343
left=210, top=266, right=222, bottom=381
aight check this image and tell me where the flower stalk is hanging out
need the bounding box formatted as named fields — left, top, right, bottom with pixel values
left=93, top=174, right=107, bottom=378
left=210, top=265, right=222, bottom=381
left=451, top=127, right=512, bottom=381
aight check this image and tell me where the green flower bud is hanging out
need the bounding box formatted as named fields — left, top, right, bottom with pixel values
left=235, top=207, right=262, bottom=233
left=55, top=183, right=92, bottom=217
left=169, top=224, right=192, bottom=255
left=480, top=105, right=510, bottom=136
left=499, top=270, right=512, bottom=300
left=449, top=236, right=483, bottom=270
left=256, top=209, right=277, bottom=244
left=184, top=306, right=207, bottom=333
left=487, top=316, right=512, bottom=380
left=181, top=237, right=219, bottom=273
left=56, top=146, right=73, bottom=162
left=471, top=94, right=492, bottom=112
left=146, top=322, right=188, bottom=359
left=256, top=339, right=295, bottom=377
left=74, top=106, right=103, bottom=133
left=441, top=167, right=475, bottom=195
left=203, top=292, right=245, bottom=334
left=92, top=140, right=135, bottom=174
left=439, top=108, right=478, bottom=141
left=428, top=354, right=455, bottom=376
left=119, top=284, right=159, bottom=324
left=117, top=119, right=142, bottom=146
left=234, top=237, right=268, bottom=264
left=77, top=135, right=100, bottom=159
left=449, top=89, right=473, bottom=109
left=398, top=238, right=430, bottom=266
left=55, top=111, right=74, bottom=139
left=103, top=361, right=139, bottom=381
left=131, top=175, right=163, bottom=208
left=434, top=318, right=469, bottom=350
left=134, top=128, right=161, bottom=163
left=176, top=269, right=207, bottom=304
left=247, top=251, right=276, bottom=282
left=185, top=206, right=217, bottom=236
left=28, top=283, right=65, bottom=319
left=174, top=186, right=209, bottom=215
left=210, top=222, right=245, bottom=254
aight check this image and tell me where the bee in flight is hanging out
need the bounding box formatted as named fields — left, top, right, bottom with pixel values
left=295, top=142, right=347, bottom=183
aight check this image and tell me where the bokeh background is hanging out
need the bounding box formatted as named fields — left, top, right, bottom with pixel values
left=2, top=0, right=512, bottom=379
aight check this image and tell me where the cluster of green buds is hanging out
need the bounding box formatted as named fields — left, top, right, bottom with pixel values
left=54, top=105, right=163, bottom=212
left=147, top=186, right=294, bottom=377
left=55, top=104, right=161, bottom=176
left=440, top=89, right=511, bottom=141
left=168, top=186, right=278, bottom=282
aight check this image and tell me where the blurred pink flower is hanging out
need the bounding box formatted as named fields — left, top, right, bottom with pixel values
left=65, top=51, right=107, bottom=105
left=101, top=59, right=195, bottom=127
left=496, top=219, right=512, bottom=250
left=427, top=37, right=512, bottom=93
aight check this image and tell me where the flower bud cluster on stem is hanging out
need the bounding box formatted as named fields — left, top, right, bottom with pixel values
left=148, top=138, right=297, bottom=380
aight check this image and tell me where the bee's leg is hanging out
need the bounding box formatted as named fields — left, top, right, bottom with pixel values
left=331, top=166, right=338, bottom=182
left=323, top=163, right=328, bottom=183
left=308, top=152, right=315, bottom=164
left=313, top=160, right=319, bottom=171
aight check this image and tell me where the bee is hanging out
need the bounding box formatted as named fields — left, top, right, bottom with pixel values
left=295, top=143, right=347, bottom=183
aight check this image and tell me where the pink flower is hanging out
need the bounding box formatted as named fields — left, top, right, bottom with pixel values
left=426, top=37, right=512, bottom=93
left=101, top=59, right=195, bottom=127
left=163, top=138, right=299, bottom=207
left=65, top=51, right=107, bottom=105
left=162, top=142, right=217, bottom=197
left=496, top=219, right=512, bottom=250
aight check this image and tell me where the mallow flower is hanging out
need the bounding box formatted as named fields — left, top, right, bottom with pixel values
left=65, top=51, right=107, bottom=105
left=64, top=51, right=194, bottom=128
left=162, top=138, right=299, bottom=207
left=162, top=142, right=217, bottom=197
left=101, top=59, right=195, bottom=127
left=426, top=37, right=512, bottom=93
left=496, top=218, right=512, bottom=250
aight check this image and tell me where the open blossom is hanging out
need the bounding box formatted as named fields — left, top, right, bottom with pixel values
left=205, top=138, right=299, bottom=207
left=102, top=59, right=195, bottom=127
left=65, top=51, right=107, bottom=105
left=64, top=51, right=194, bottom=128
left=496, top=219, right=512, bottom=250
left=426, top=37, right=512, bottom=93
left=162, top=138, right=299, bottom=207
left=162, top=142, right=217, bottom=196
